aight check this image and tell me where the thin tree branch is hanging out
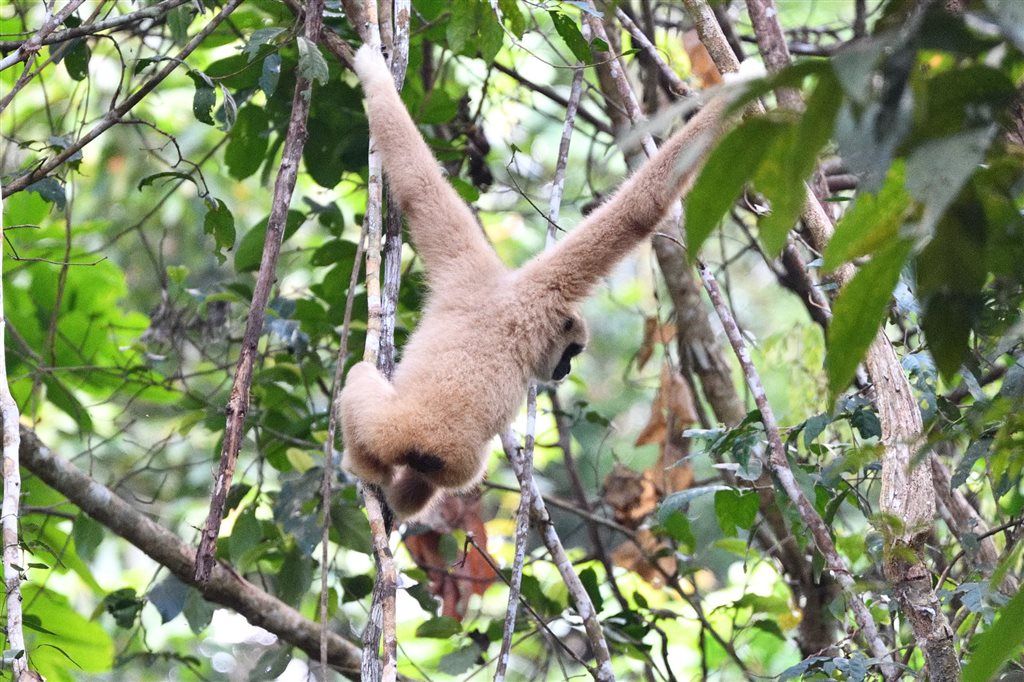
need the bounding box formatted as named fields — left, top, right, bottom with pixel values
left=500, top=431, right=615, bottom=682
left=321, top=228, right=367, bottom=680
left=614, top=7, right=691, bottom=98
left=695, top=258, right=895, bottom=675
left=0, top=0, right=192, bottom=54
left=194, top=0, right=321, bottom=584
left=359, top=4, right=399, bottom=680
left=491, top=61, right=613, bottom=137
left=494, top=385, right=536, bottom=682
left=0, top=176, right=32, bottom=679
left=2, top=0, right=245, bottom=198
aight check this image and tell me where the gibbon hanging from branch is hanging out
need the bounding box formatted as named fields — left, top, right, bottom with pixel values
left=341, top=44, right=726, bottom=519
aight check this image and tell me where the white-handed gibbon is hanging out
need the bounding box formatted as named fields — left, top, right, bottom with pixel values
left=341, top=44, right=725, bottom=518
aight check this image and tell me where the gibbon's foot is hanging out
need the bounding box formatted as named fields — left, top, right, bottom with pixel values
left=386, top=467, right=439, bottom=519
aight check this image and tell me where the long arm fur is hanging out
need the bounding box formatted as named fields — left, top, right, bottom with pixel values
left=520, top=98, right=726, bottom=301
left=353, top=46, right=504, bottom=281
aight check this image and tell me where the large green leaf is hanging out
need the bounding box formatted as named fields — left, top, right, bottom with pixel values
left=685, top=117, right=787, bottom=257
left=823, top=161, right=911, bottom=270
left=23, top=584, right=114, bottom=682
left=826, top=239, right=912, bottom=398
left=963, top=585, right=1024, bottom=682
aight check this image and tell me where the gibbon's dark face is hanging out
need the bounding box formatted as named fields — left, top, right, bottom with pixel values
left=540, top=310, right=589, bottom=383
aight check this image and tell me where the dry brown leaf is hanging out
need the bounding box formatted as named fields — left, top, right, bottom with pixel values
left=403, top=495, right=497, bottom=620
left=684, top=29, right=722, bottom=87
left=636, top=316, right=678, bottom=371
left=611, top=529, right=677, bottom=587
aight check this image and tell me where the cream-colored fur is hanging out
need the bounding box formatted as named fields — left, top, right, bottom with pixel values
left=341, top=45, right=725, bottom=518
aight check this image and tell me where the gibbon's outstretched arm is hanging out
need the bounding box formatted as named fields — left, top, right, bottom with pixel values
left=520, top=98, right=726, bottom=302
left=353, top=45, right=504, bottom=283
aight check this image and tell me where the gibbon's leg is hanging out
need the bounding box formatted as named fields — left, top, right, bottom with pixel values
left=340, top=361, right=398, bottom=486
left=519, top=96, right=728, bottom=302
left=352, top=45, right=505, bottom=282
left=385, top=468, right=438, bottom=519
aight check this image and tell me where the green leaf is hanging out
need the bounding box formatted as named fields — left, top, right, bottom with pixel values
left=183, top=588, right=215, bottom=634
left=686, top=117, right=787, bottom=257
left=71, top=514, right=104, bottom=563
left=714, top=490, right=760, bottom=536
left=188, top=70, right=216, bottom=125
left=104, top=588, right=144, bottom=628
left=137, top=171, right=198, bottom=191
left=24, top=585, right=114, bottom=680
left=229, top=509, right=262, bottom=563
left=826, top=239, right=912, bottom=398
left=578, top=566, right=605, bottom=614
left=498, top=0, right=526, bottom=38
left=204, top=199, right=236, bottom=264
left=447, top=0, right=475, bottom=54
left=167, top=5, right=193, bottom=44
left=657, top=484, right=731, bottom=522
left=439, top=643, right=482, bottom=675
left=250, top=645, right=292, bottom=681
left=147, top=574, right=188, bottom=623
left=244, top=27, right=286, bottom=62
left=340, top=574, right=373, bottom=602
left=260, top=53, right=281, bottom=97
left=296, top=36, right=329, bottom=86
left=756, top=69, right=843, bottom=256
left=823, top=161, right=911, bottom=270
left=62, top=37, right=91, bottom=81
left=963, top=585, right=1024, bottom=682
left=548, top=10, right=591, bottom=63
left=905, top=126, right=995, bottom=241
left=415, top=615, right=462, bottom=638
left=331, top=500, right=372, bottom=555
left=26, top=177, right=67, bottom=210
left=226, top=105, right=269, bottom=180
left=311, top=239, right=358, bottom=267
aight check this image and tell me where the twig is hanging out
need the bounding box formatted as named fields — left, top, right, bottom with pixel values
left=379, top=0, right=410, bottom=379
left=695, top=258, right=895, bottom=673
left=0, top=0, right=87, bottom=73
left=614, top=8, right=691, bottom=97
left=359, top=3, right=400, bottom=680
left=0, top=176, right=31, bottom=678
left=18, top=427, right=364, bottom=673
left=320, top=228, right=366, bottom=680
left=2, top=0, right=245, bottom=198
left=491, top=61, right=613, bottom=137
left=0, top=0, right=192, bottom=54
left=500, top=431, right=615, bottom=682
left=494, top=385, right=536, bottom=682
left=194, top=0, right=321, bottom=585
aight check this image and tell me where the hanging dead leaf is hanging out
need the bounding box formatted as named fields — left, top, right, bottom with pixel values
left=684, top=29, right=723, bottom=87
left=636, top=316, right=678, bottom=371
left=403, top=495, right=498, bottom=620
left=611, top=529, right=677, bottom=587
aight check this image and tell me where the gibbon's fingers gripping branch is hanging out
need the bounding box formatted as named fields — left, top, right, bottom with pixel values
left=340, top=44, right=725, bottom=519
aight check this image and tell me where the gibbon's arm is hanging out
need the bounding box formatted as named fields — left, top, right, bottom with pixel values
left=353, top=46, right=504, bottom=281
left=520, top=98, right=726, bottom=301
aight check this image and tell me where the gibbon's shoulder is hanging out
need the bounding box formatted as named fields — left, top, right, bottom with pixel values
left=353, top=44, right=390, bottom=83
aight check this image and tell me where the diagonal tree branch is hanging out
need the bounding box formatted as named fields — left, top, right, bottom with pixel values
left=18, top=427, right=364, bottom=675
left=194, top=0, right=323, bottom=584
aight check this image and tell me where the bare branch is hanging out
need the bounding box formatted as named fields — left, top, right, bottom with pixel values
left=2, top=0, right=245, bottom=198
left=0, top=176, right=32, bottom=678
left=194, top=0, right=321, bottom=584
left=0, top=0, right=193, bottom=54
left=494, top=385, right=535, bottom=682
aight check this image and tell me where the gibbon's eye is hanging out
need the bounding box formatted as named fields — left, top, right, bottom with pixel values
left=562, top=317, right=575, bottom=333
left=552, top=342, right=585, bottom=381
